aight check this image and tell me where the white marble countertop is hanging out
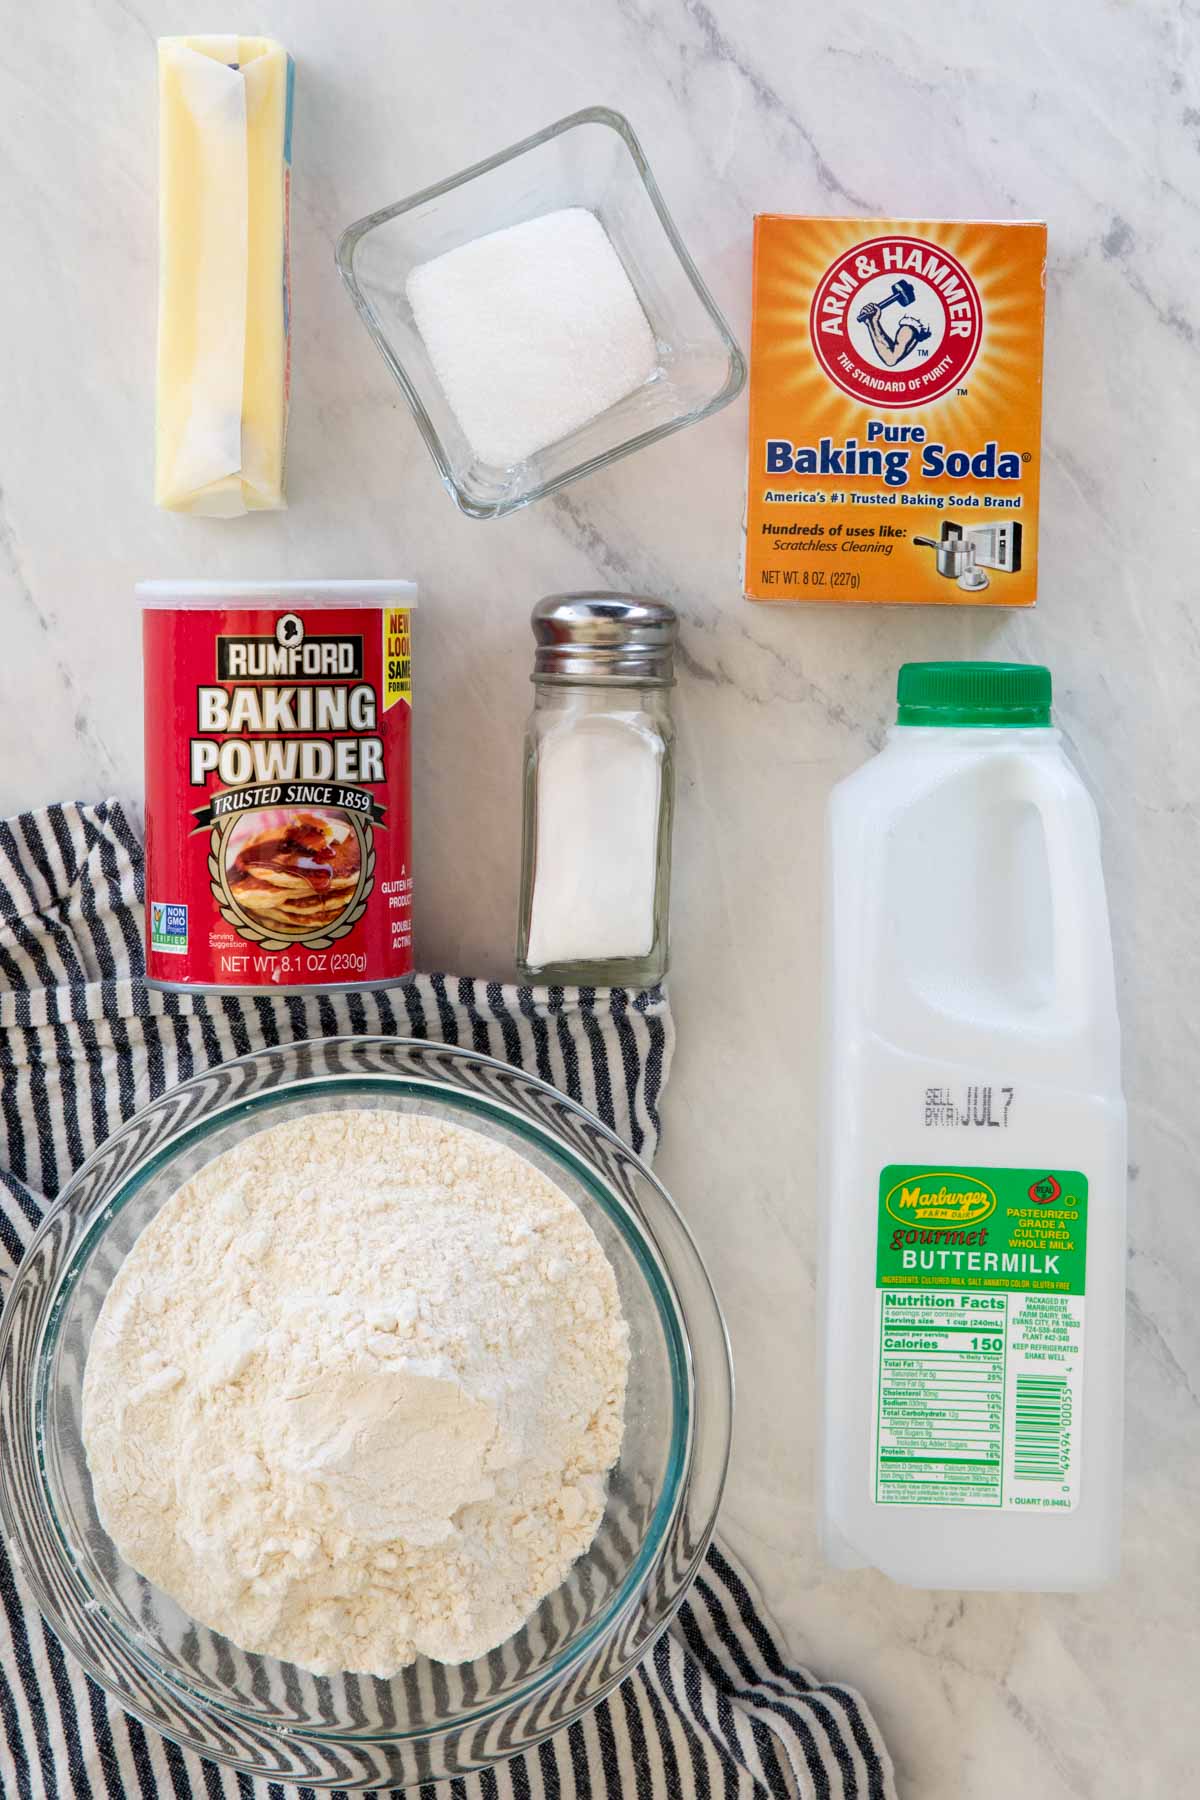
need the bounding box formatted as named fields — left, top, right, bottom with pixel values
left=3, top=1, right=1198, bottom=1794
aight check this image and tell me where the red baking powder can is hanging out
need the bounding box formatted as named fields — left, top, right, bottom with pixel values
left=140, top=581, right=416, bottom=993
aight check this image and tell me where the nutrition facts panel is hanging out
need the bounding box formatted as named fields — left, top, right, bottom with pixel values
left=873, top=1287, right=1085, bottom=1509
left=874, top=1292, right=1008, bottom=1506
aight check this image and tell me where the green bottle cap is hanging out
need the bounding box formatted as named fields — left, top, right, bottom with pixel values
left=896, top=661, right=1052, bottom=728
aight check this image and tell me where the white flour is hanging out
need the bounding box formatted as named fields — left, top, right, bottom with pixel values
left=81, top=1110, right=628, bottom=1675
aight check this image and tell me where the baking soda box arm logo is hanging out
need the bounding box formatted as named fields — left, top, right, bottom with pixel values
left=810, top=236, right=983, bottom=408
left=744, top=217, right=1046, bottom=606
left=143, top=601, right=414, bottom=991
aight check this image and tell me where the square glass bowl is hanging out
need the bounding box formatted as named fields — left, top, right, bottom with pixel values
left=336, top=107, right=746, bottom=520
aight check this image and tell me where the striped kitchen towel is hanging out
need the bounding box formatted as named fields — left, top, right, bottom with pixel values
left=0, top=800, right=896, bottom=1800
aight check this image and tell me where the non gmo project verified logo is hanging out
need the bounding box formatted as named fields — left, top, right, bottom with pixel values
left=150, top=902, right=188, bottom=955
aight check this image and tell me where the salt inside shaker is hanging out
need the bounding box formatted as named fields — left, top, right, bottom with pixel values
left=517, top=593, right=676, bottom=987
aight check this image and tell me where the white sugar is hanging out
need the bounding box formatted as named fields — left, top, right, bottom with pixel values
left=406, top=208, right=658, bottom=467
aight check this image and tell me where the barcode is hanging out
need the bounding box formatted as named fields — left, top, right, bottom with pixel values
left=1013, top=1376, right=1070, bottom=1481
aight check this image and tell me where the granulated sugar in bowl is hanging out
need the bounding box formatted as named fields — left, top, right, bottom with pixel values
left=406, top=208, right=658, bottom=467
left=0, top=1039, right=732, bottom=1788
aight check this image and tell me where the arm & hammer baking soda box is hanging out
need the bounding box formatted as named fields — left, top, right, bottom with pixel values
left=745, top=219, right=1047, bottom=606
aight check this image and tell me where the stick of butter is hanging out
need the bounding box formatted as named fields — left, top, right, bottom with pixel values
left=156, top=36, right=293, bottom=516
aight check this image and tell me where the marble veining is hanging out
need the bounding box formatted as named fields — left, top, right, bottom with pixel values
left=2, top=1, right=1198, bottom=1794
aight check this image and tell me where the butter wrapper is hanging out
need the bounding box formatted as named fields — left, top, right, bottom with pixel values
left=155, top=37, right=293, bottom=516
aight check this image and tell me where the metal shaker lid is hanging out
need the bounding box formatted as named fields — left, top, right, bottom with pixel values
left=530, top=593, right=677, bottom=685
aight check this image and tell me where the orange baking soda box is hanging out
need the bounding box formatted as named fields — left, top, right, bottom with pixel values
left=744, top=219, right=1047, bottom=605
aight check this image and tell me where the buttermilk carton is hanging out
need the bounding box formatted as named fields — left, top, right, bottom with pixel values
left=744, top=218, right=1047, bottom=606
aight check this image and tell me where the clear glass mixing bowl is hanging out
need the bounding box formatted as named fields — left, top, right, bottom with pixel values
left=0, top=1038, right=732, bottom=1788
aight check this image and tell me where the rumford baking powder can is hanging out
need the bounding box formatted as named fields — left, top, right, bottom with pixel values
left=140, top=581, right=415, bottom=993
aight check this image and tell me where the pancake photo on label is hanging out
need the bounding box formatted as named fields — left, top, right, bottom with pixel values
left=223, top=808, right=361, bottom=938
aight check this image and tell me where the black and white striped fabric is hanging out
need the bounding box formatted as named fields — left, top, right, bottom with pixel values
left=0, top=801, right=896, bottom=1800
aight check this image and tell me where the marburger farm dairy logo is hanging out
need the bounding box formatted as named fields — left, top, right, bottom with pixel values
left=884, top=1172, right=998, bottom=1228
left=809, top=235, right=983, bottom=407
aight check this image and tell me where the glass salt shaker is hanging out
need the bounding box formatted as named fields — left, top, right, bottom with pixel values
left=517, top=593, right=677, bottom=988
